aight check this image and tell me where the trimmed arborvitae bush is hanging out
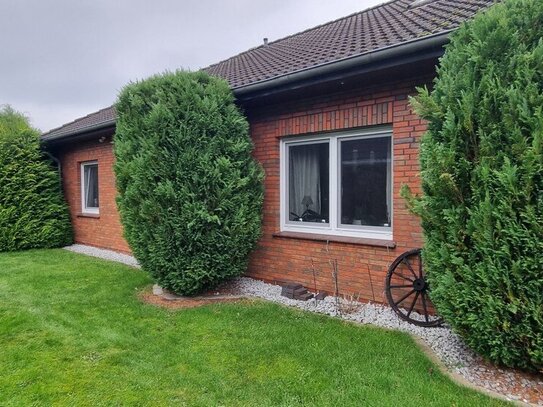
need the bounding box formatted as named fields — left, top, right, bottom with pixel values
left=406, top=0, right=543, bottom=371
left=0, top=106, right=72, bottom=251
left=114, top=70, right=264, bottom=295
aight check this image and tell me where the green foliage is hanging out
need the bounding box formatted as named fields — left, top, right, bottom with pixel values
left=114, top=70, right=264, bottom=295
left=0, top=106, right=72, bottom=251
left=408, top=0, right=543, bottom=371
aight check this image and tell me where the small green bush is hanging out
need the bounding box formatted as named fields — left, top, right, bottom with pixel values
left=407, top=0, right=543, bottom=371
left=0, top=106, right=72, bottom=251
left=114, top=70, right=264, bottom=295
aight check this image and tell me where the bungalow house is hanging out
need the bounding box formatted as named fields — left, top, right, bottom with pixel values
left=41, top=0, right=497, bottom=301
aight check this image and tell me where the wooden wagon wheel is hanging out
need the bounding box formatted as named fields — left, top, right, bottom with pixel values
left=385, top=249, right=443, bottom=327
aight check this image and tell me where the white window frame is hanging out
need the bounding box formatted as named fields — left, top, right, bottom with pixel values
left=81, top=161, right=99, bottom=215
left=280, top=126, right=393, bottom=240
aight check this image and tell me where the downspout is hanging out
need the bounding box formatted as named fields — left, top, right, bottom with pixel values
left=45, top=151, right=63, bottom=189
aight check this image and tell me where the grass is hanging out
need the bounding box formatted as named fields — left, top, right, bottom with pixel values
left=0, top=249, right=507, bottom=406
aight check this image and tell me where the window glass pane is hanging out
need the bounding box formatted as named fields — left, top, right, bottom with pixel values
left=340, top=137, right=391, bottom=227
left=84, top=164, right=99, bottom=209
left=288, top=142, right=329, bottom=223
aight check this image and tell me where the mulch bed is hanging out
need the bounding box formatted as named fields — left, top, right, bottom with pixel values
left=139, top=281, right=248, bottom=309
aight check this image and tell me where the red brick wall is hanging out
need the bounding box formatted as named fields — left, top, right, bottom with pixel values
left=53, top=74, right=429, bottom=304
left=245, top=76, right=430, bottom=302
left=55, top=134, right=131, bottom=253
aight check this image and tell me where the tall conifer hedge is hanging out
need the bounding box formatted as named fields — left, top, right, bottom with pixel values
left=408, top=0, right=543, bottom=371
left=0, top=106, right=72, bottom=251
left=114, top=71, right=264, bottom=296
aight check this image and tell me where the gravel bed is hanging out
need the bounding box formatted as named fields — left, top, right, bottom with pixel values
left=64, top=244, right=140, bottom=268
left=64, top=244, right=543, bottom=405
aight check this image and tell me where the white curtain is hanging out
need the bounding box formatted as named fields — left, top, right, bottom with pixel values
left=85, top=165, right=99, bottom=208
left=385, top=140, right=391, bottom=224
left=289, top=145, right=321, bottom=217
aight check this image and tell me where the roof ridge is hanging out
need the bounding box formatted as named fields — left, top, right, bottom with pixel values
left=204, top=0, right=403, bottom=71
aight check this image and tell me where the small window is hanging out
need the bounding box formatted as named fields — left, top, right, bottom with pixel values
left=81, top=161, right=99, bottom=214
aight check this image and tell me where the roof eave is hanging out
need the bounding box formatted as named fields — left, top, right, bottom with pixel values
left=232, top=30, right=452, bottom=98
left=41, top=30, right=452, bottom=144
left=41, top=118, right=116, bottom=144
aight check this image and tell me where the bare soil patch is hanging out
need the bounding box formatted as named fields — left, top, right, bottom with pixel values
left=139, top=281, right=248, bottom=310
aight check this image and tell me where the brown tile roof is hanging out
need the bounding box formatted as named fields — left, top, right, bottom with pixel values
left=204, top=0, right=497, bottom=88
left=42, top=105, right=116, bottom=141
left=42, top=0, right=497, bottom=141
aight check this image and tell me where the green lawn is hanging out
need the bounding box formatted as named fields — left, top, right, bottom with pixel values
left=0, top=249, right=506, bottom=406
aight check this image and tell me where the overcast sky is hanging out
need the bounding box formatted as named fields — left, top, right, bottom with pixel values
left=1, top=0, right=383, bottom=132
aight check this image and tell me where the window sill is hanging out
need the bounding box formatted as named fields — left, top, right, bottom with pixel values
left=77, top=212, right=100, bottom=219
left=273, top=231, right=396, bottom=248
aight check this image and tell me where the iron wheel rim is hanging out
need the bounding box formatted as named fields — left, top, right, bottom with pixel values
left=385, top=248, right=443, bottom=328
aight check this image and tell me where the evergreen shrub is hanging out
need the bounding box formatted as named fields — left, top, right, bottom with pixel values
left=406, top=0, right=543, bottom=371
left=0, top=106, right=72, bottom=251
left=114, top=71, right=264, bottom=295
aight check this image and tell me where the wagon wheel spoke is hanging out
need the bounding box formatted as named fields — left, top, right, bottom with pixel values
left=421, top=291, right=429, bottom=322
left=419, top=258, right=423, bottom=279
left=407, top=291, right=420, bottom=317
left=389, top=284, right=413, bottom=289
left=393, top=273, right=414, bottom=283
left=394, top=289, right=415, bottom=306
left=402, top=258, right=418, bottom=279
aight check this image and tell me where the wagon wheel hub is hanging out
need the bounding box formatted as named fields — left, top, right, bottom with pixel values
left=413, top=278, right=427, bottom=292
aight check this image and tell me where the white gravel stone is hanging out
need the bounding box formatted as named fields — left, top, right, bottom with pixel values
left=63, top=244, right=543, bottom=405
left=64, top=244, right=140, bottom=268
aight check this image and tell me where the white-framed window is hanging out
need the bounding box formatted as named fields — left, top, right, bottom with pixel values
left=81, top=161, right=99, bottom=214
left=280, top=126, right=393, bottom=240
